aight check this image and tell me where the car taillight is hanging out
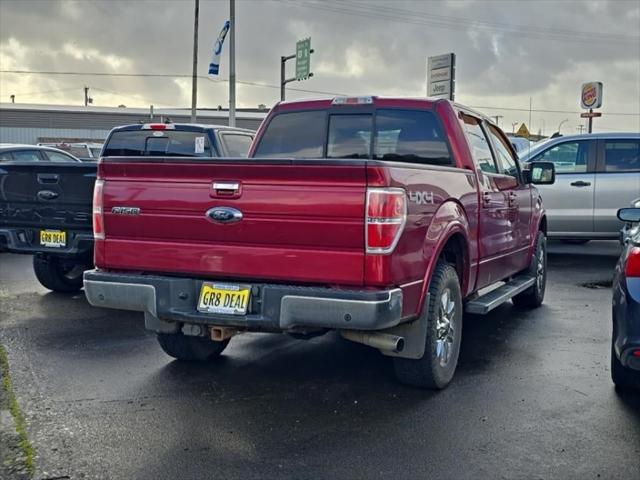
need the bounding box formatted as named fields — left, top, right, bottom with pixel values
left=626, top=246, right=640, bottom=277
left=93, top=179, right=105, bottom=240
left=366, top=188, right=407, bottom=254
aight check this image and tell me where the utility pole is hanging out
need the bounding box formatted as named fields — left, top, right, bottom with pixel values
left=229, top=0, right=236, bottom=127
left=492, top=115, right=503, bottom=126
left=190, top=0, right=199, bottom=123
left=511, top=122, right=518, bottom=134
left=10, top=94, right=15, bottom=103
left=577, top=125, right=586, bottom=134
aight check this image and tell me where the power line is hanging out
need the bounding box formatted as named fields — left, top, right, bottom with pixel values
left=287, top=0, right=640, bottom=45
left=5, top=86, right=81, bottom=97
left=0, top=69, right=344, bottom=97
left=2, top=69, right=638, bottom=117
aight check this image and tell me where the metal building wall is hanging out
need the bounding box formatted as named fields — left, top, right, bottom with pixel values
left=0, top=127, right=111, bottom=144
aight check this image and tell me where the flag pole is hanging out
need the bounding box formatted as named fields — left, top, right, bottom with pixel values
left=229, top=0, right=236, bottom=127
left=190, top=0, right=199, bottom=123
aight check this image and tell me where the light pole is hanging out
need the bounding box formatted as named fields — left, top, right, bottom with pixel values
left=558, top=118, right=568, bottom=134
left=511, top=122, right=518, bottom=134
left=229, top=0, right=236, bottom=127
left=190, top=0, right=199, bottom=123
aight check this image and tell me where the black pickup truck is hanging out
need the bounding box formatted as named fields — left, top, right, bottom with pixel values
left=0, top=125, right=255, bottom=292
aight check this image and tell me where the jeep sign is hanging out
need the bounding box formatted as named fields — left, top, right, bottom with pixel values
left=427, top=53, right=455, bottom=101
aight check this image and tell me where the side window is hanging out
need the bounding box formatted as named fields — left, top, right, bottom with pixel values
left=11, top=150, right=44, bottom=162
left=0, top=151, right=12, bottom=162
left=532, top=141, right=589, bottom=174
left=487, top=125, right=518, bottom=177
left=461, top=114, right=497, bottom=173
left=44, top=151, right=78, bottom=163
left=254, top=111, right=326, bottom=158
left=221, top=134, right=253, bottom=157
left=373, top=109, right=451, bottom=166
left=327, top=114, right=372, bottom=159
left=603, top=140, right=640, bottom=173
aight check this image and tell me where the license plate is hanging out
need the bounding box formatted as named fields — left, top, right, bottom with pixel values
left=40, top=229, right=66, bottom=248
left=197, top=283, right=250, bottom=315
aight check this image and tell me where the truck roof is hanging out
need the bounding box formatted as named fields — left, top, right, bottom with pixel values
left=108, top=123, right=255, bottom=135
left=271, top=96, right=498, bottom=126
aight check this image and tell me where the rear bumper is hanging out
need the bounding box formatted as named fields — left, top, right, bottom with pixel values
left=0, top=227, right=93, bottom=257
left=83, top=269, right=404, bottom=333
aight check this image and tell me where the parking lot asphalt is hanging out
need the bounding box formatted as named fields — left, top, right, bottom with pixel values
left=0, top=241, right=639, bottom=480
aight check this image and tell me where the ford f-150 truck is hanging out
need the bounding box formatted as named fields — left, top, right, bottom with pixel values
left=84, top=97, right=555, bottom=389
left=0, top=125, right=254, bottom=292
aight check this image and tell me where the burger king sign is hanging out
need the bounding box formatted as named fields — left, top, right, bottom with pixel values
left=581, top=82, right=603, bottom=109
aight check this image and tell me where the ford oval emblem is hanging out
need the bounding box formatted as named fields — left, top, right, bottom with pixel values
left=206, top=206, right=243, bottom=224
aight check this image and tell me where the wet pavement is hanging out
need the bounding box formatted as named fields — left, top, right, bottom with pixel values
left=0, top=241, right=638, bottom=479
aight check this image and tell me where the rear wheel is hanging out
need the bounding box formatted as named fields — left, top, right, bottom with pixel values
left=611, top=341, right=640, bottom=389
left=157, top=332, right=229, bottom=361
left=512, top=231, right=546, bottom=309
left=32, top=255, right=85, bottom=292
left=393, top=261, right=463, bottom=390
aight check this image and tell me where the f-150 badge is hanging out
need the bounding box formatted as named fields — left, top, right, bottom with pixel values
left=111, top=206, right=141, bottom=215
left=408, top=191, right=434, bottom=205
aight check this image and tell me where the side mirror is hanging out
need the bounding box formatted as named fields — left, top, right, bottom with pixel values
left=617, top=208, right=640, bottom=223
left=524, top=161, right=555, bottom=185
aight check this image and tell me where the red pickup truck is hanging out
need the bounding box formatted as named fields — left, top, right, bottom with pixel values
left=84, top=97, right=555, bottom=389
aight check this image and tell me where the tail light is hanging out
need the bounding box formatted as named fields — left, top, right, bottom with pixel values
left=93, top=179, right=105, bottom=240
left=366, top=188, right=407, bottom=254
left=626, top=246, right=640, bottom=277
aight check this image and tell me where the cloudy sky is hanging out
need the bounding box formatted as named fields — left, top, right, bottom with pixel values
left=1, top=0, right=639, bottom=134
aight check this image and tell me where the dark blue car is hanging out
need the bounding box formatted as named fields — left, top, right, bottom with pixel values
left=612, top=207, right=640, bottom=389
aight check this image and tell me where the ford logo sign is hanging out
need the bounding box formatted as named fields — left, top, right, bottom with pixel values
left=206, top=206, right=243, bottom=224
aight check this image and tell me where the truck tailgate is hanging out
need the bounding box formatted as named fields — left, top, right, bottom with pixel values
left=0, top=163, right=96, bottom=252
left=99, top=160, right=366, bottom=286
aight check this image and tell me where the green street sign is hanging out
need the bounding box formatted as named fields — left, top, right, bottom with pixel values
left=295, top=38, right=311, bottom=81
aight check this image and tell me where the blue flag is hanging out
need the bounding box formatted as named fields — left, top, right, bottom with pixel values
left=209, top=20, right=230, bottom=76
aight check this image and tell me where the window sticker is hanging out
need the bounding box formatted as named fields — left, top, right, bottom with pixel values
left=195, top=136, right=205, bottom=154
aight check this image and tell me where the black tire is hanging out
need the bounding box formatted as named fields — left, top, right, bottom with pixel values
left=512, top=231, right=547, bottom=309
left=561, top=239, right=590, bottom=245
left=32, top=255, right=85, bottom=293
left=393, top=261, right=463, bottom=390
left=611, top=342, right=639, bottom=389
left=157, top=333, right=229, bottom=361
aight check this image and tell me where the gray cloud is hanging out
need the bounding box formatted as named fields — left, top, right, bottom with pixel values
left=1, top=0, right=639, bottom=133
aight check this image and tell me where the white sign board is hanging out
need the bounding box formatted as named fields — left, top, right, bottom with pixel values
left=427, top=53, right=455, bottom=100
left=581, top=81, right=603, bottom=110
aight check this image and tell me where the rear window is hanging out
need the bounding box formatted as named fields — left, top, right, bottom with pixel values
left=373, top=109, right=450, bottom=165
left=254, top=110, right=326, bottom=158
left=103, top=130, right=213, bottom=157
left=221, top=133, right=253, bottom=157
left=254, top=108, right=450, bottom=165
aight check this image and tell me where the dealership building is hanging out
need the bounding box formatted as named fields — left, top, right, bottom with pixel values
left=0, top=103, right=267, bottom=145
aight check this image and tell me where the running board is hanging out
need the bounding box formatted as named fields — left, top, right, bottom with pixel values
left=465, top=276, right=536, bottom=315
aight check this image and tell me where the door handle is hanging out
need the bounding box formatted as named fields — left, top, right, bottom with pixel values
left=570, top=181, right=591, bottom=187
left=37, top=173, right=59, bottom=184
left=508, top=192, right=518, bottom=206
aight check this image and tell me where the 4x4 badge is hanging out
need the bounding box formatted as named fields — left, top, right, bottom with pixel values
left=409, top=191, right=434, bottom=205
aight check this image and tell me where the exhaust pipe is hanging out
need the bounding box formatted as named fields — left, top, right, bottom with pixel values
left=340, top=330, right=405, bottom=353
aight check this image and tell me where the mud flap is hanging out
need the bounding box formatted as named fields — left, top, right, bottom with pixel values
left=144, top=312, right=180, bottom=334
left=379, top=293, right=429, bottom=359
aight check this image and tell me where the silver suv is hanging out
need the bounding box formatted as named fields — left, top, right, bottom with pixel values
left=520, top=133, right=640, bottom=241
